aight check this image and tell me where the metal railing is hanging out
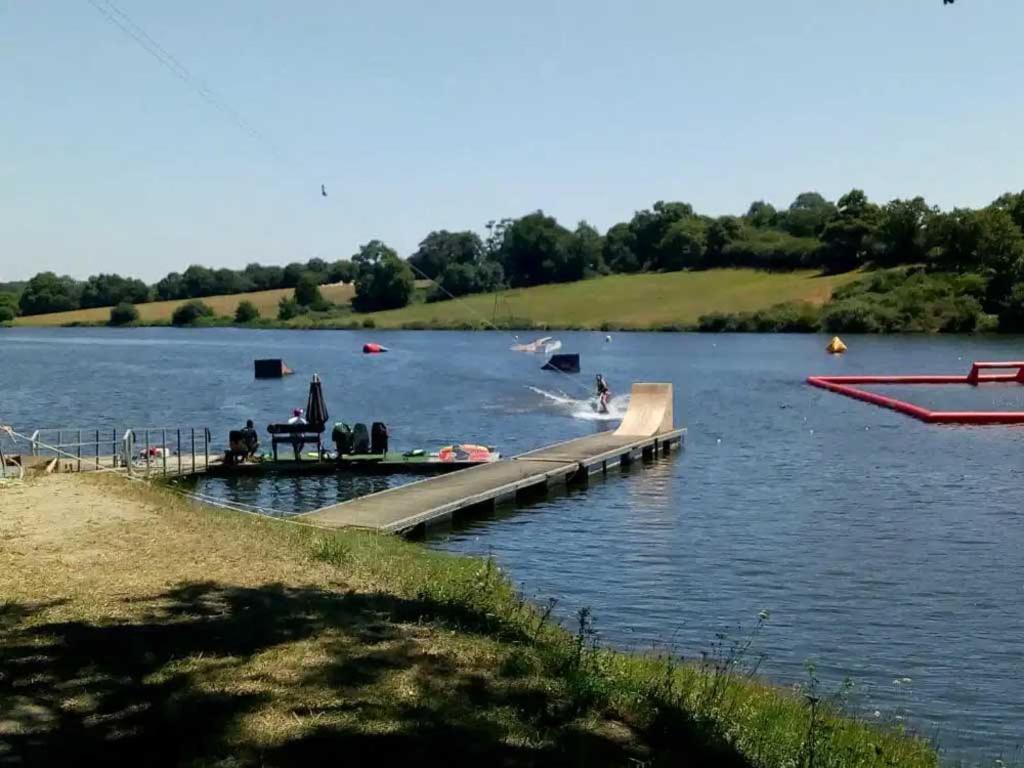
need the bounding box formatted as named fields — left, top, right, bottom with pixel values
left=22, top=426, right=211, bottom=477
left=121, top=426, right=211, bottom=477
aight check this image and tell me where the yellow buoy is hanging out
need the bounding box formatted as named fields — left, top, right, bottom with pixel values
left=826, top=336, right=847, bottom=354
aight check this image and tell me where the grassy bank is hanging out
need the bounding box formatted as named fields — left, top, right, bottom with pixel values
left=0, top=474, right=935, bottom=766
left=10, top=269, right=858, bottom=332
left=12, top=284, right=356, bottom=327
left=324, top=269, right=859, bottom=331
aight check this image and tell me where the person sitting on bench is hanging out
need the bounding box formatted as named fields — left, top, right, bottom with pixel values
left=267, top=409, right=325, bottom=462
left=287, top=408, right=306, bottom=459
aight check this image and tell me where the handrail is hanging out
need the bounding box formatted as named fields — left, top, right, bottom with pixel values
left=3, top=425, right=213, bottom=478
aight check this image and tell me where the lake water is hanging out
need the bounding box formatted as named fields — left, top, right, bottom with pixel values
left=2, top=327, right=1022, bottom=763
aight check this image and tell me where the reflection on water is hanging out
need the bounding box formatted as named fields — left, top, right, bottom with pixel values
left=3, top=327, right=1024, bottom=763
left=191, top=473, right=420, bottom=517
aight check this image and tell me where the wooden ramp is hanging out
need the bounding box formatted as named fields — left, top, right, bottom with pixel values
left=299, top=383, right=683, bottom=535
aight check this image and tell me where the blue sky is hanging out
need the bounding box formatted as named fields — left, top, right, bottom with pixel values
left=2, top=0, right=1022, bottom=281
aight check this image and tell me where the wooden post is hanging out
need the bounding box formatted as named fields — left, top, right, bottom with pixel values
left=145, top=431, right=150, bottom=476
left=191, top=428, right=196, bottom=473
left=77, top=430, right=82, bottom=472
left=162, top=429, right=168, bottom=475
left=177, top=430, right=182, bottom=476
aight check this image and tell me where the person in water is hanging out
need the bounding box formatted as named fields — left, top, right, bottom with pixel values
left=595, top=374, right=611, bottom=413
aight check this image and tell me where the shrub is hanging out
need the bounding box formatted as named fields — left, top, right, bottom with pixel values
left=108, top=302, right=139, bottom=326
left=939, top=296, right=983, bottom=333
left=277, top=296, right=301, bottom=321
left=295, top=272, right=328, bottom=309
left=234, top=300, right=260, bottom=323
left=698, top=303, right=820, bottom=333
left=821, top=299, right=899, bottom=333
left=171, top=299, right=214, bottom=326
left=361, top=318, right=376, bottom=329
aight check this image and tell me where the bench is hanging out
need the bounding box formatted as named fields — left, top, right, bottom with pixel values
left=266, top=423, right=325, bottom=461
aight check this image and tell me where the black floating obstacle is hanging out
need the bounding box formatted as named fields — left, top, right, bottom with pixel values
left=542, top=353, right=580, bottom=373
left=254, top=359, right=294, bottom=379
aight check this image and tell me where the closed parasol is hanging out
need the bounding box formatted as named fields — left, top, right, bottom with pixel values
left=305, top=373, right=329, bottom=429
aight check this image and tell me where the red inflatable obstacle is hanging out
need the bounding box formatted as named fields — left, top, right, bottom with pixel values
left=362, top=343, right=388, bottom=354
left=807, top=361, right=1024, bottom=425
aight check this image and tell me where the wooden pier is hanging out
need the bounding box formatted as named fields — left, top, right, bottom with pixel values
left=299, top=383, right=683, bottom=535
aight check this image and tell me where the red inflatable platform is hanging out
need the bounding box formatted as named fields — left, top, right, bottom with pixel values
left=807, top=361, right=1024, bottom=425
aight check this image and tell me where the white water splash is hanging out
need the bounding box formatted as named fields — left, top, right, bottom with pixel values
left=527, top=386, right=630, bottom=422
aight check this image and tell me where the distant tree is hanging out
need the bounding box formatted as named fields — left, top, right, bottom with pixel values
left=992, top=191, right=1024, bottom=232
left=483, top=219, right=514, bottom=262
left=433, top=260, right=505, bottom=299
left=351, top=240, right=415, bottom=311
left=628, top=201, right=695, bottom=271
left=874, top=197, right=934, bottom=266
left=781, top=192, right=836, bottom=238
left=927, top=208, right=982, bottom=272
left=305, top=257, right=329, bottom=277
left=327, top=260, right=355, bottom=284
left=0, top=294, right=16, bottom=323
left=18, top=272, right=82, bottom=315
left=723, top=227, right=822, bottom=269
left=819, top=189, right=881, bottom=272
left=500, top=211, right=585, bottom=286
left=171, top=299, right=214, bottom=326
left=705, top=216, right=742, bottom=265
left=108, top=302, right=139, bottom=326
left=602, top=222, right=641, bottom=273
left=658, top=218, right=708, bottom=270
left=997, top=282, right=1024, bottom=332
left=282, top=262, right=306, bottom=288
left=409, top=230, right=485, bottom=280
left=0, top=281, right=25, bottom=296
left=0, top=292, right=19, bottom=321
left=234, top=300, right=260, bottom=323
left=154, top=272, right=186, bottom=300
left=976, top=208, right=1024, bottom=307
left=745, top=200, right=779, bottom=229
left=294, top=272, right=328, bottom=309
left=566, top=221, right=606, bottom=277
left=80, top=273, right=150, bottom=308
left=213, top=268, right=251, bottom=295
left=243, top=263, right=285, bottom=291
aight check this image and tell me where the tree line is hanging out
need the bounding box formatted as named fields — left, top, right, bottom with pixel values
left=5, top=187, right=1024, bottom=331
left=3, top=258, right=356, bottom=318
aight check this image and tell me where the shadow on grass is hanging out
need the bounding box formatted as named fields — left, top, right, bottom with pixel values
left=0, top=583, right=752, bottom=767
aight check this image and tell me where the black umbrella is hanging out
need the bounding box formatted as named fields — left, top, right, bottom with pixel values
left=305, top=373, right=329, bottom=429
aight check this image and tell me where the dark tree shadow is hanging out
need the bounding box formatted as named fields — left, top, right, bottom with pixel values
left=0, top=583, right=752, bottom=767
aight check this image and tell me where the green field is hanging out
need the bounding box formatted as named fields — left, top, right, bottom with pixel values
left=11, top=270, right=860, bottom=331
left=352, top=269, right=860, bottom=330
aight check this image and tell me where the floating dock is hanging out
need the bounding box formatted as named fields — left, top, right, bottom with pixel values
left=202, top=452, right=497, bottom=477
left=299, top=383, right=684, bottom=535
left=808, top=361, right=1024, bottom=424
